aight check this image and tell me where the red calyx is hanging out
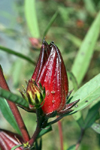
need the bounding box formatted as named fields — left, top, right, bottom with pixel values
left=0, top=129, right=24, bottom=150
left=31, top=41, right=68, bottom=114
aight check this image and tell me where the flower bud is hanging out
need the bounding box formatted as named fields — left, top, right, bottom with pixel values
left=20, top=79, right=45, bottom=109
left=0, top=129, right=23, bottom=150
left=31, top=41, right=69, bottom=114
left=26, top=79, right=45, bottom=108
left=20, top=40, right=79, bottom=115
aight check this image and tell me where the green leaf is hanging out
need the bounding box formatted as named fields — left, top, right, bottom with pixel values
left=67, top=145, right=76, bottom=150
left=0, top=45, right=36, bottom=65
left=67, top=72, right=82, bottom=126
left=73, top=112, right=84, bottom=127
left=0, top=88, right=29, bottom=108
left=43, top=10, right=58, bottom=39
left=0, top=98, right=21, bottom=134
left=91, top=123, right=100, bottom=134
left=24, top=0, right=40, bottom=38
left=83, top=102, right=100, bottom=128
left=71, top=12, right=100, bottom=85
left=70, top=74, right=100, bottom=113
left=11, top=145, right=22, bottom=150
left=67, top=71, right=78, bottom=92
left=38, top=125, right=52, bottom=138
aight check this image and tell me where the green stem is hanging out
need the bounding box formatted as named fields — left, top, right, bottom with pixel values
left=0, top=46, right=36, bottom=65
left=75, top=128, right=85, bottom=150
left=29, top=109, right=41, bottom=146
left=43, top=10, right=58, bottom=39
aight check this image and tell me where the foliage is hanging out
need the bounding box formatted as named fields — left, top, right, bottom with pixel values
left=0, top=0, right=100, bottom=150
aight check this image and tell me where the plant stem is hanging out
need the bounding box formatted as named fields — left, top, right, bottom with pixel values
left=29, top=109, right=41, bottom=146
left=0, top=65, right=30, bottom=142
left=58, top=120, right=64, bottom=150
left=29, top=122, right=41, bottom=146
left=43, top=10, right=58, bottom=39
left=0, top=46, right=36, bottom=65
left=75, top=128, right=85, bottom=150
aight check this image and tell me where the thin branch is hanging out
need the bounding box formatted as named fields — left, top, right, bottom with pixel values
left=43, top=10, right=58, bottom=39
left=0, top=65, right=30, bottom=142
left=0, top=46, right=36, bottom=65
left=75, top=128, right=85, bottom=150
left=29, top=123, right=41, bottom=146
left=29, top=109, right=41, bottom=146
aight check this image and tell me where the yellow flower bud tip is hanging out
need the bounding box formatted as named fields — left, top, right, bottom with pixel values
left=35, top=94, right=40, bottom=104
left=23, top=142, right=30, bottom=148
left=19, top=79, right=46, bottom=109
left=27, top=91, right=35, bottom=105
left=26, top=79, right=46, bottom=108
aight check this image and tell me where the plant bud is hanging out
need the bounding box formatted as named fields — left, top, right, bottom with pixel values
left=21, top=40, right=79, bottom=115
left=26, top=79, right=45, bottom=108
left=0, top=129, right=23, bottom=150
left=20, top=79, right=45, bottom=109
left=31, top=41, right=69, bottom=114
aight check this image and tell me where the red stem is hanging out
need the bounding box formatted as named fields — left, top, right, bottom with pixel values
left=0, top=66, right=30, bottom=142
left=29, top=123, right=41, bottom=146
left=58, top=120, right=64, bottom=150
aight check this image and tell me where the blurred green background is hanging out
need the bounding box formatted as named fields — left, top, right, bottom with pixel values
left=0, top=0, right=100, bottom=150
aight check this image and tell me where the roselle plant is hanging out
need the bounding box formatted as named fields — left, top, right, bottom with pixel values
left=0, top=41, right=79, bottom=150
left=0, top=38, right=100, bottom=150
left=0, top=5, right=100, bottom=150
